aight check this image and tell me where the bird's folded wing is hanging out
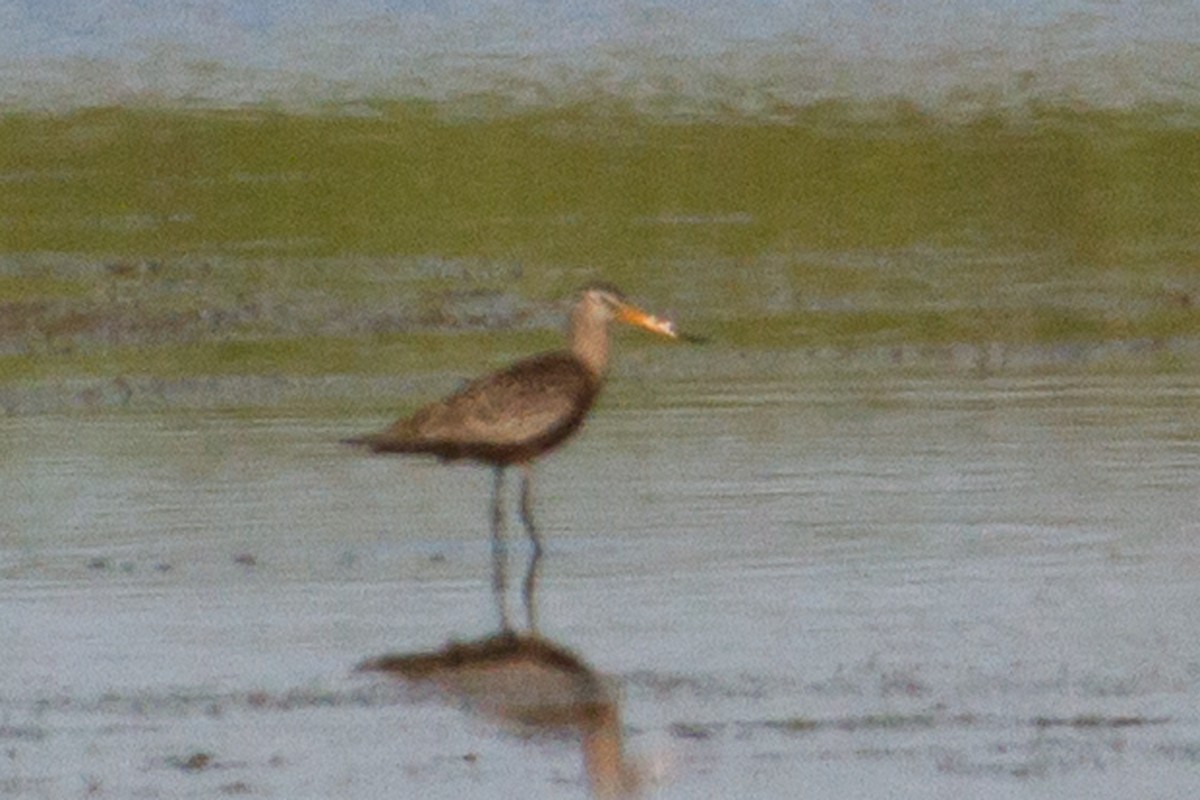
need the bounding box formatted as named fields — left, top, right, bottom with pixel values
left=389, top=353, right=596, bottom=447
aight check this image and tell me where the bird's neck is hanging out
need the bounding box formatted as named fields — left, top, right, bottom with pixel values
left=569, top=306, right=610, bottom=378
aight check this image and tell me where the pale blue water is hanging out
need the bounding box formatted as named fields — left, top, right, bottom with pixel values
left=3, top=373, right=1199, bottom=797
left=3, top=0, right=1199, bottom=110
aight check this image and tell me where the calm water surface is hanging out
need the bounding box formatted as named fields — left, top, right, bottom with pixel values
left=5, top=0, right=1198, bottom=111
left=3, top=370, right=1199, bottom=797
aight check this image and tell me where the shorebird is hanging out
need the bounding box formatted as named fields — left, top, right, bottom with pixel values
left=343, top=284, right=685, bottom=629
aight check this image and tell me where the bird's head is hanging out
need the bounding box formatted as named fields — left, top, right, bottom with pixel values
left=579, top=283, right=679, bottom=340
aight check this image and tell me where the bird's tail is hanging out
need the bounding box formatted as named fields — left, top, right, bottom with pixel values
left=341, top=432, right=430, bottom=455
left=340, top=433, right=379, bottom=448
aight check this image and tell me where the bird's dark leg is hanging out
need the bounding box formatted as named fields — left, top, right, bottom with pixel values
left=491, top=466, right=511, bottom=632
left=519, top=463, right=544, bottom=632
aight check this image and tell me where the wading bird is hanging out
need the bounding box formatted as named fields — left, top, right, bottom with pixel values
left=343, top=285, right=685, bottom=631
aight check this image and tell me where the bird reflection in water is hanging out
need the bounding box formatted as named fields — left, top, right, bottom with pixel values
left=344, top=284, right=693, bottom=631
left=359, top=632, right=645, bottom=798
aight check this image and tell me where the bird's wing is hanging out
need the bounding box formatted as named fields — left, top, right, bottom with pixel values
left=386, top=352, right=597, bottom=448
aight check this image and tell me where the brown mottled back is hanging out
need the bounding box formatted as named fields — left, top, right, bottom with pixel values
left=348, top=351, right=600, bottom=465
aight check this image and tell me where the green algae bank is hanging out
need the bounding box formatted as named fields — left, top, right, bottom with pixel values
left=3, top=101, right=1199, bottom=408
left=2, top=3, right=1200, bottom=798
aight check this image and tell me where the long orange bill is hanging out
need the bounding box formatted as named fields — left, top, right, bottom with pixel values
left=615, top=303, right=679, bottom=339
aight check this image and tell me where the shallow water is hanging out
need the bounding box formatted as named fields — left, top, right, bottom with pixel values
left=3, top=370, right=1199, bottom=797
left=4, top=0, right=1199, bottom=111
